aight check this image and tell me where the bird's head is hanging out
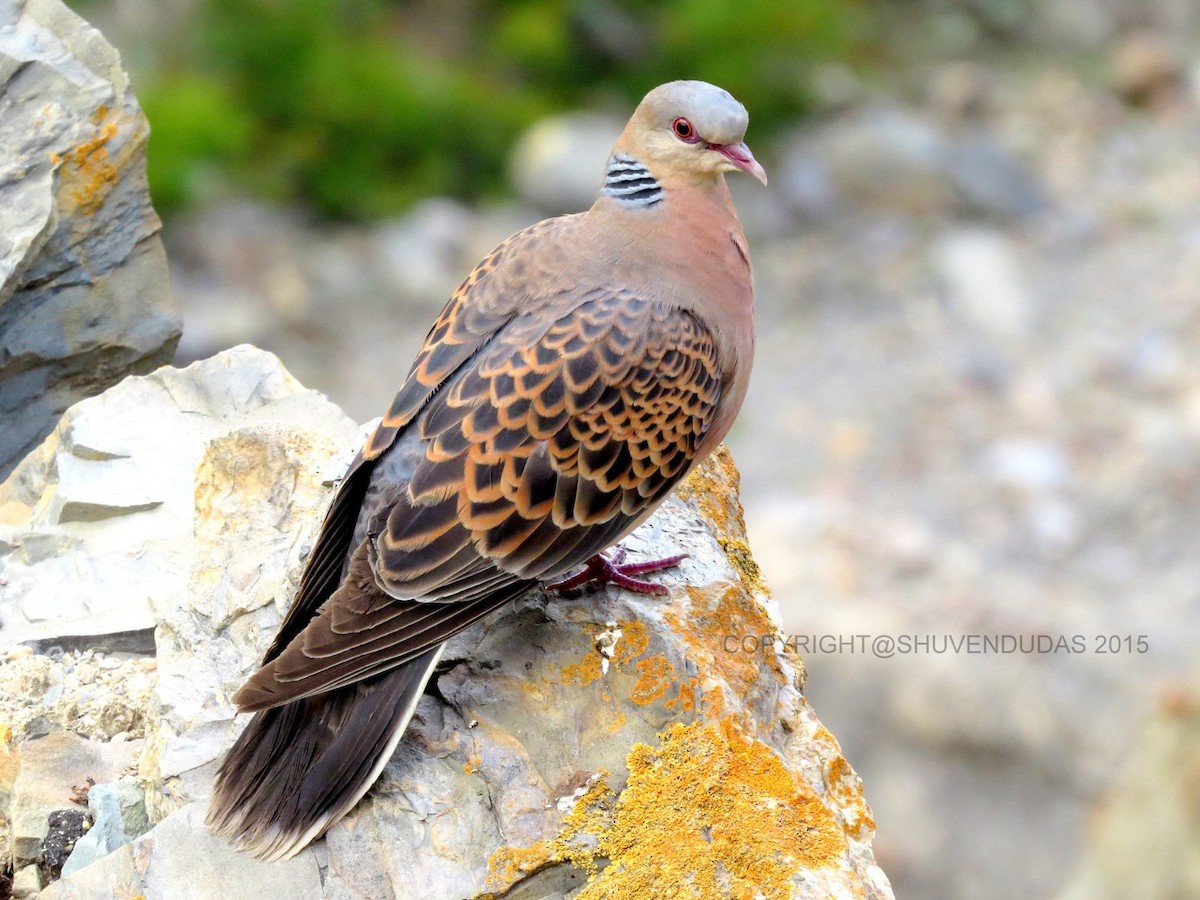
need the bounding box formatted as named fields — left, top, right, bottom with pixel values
left=615, top=80, right=767, bottom=187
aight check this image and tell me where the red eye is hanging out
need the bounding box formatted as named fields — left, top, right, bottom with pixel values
left=672, top=117, right=697, bottom=142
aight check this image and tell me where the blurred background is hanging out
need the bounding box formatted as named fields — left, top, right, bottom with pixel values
left=66, top=0, right=1200, bottom=897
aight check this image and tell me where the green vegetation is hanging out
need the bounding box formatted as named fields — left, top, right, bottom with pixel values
left=118, top=0, right=871, bottom=218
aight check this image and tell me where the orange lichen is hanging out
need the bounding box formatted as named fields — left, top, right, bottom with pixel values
left=51, top=118, right=121, bottom=215
left=664, top=677, right=699, bottom=714
left=485, top=778, right=616, bottom=895
left=826, top=753, right=876, bottom=839
left=629, top=655, right=674, bottom=706
left=593, top=720, right=843, bottom=898
left=664, top=584, right=788, bottom=715
left=552, top=776, right=618, bottom=873
left=557, top=648, right=605, bottom=687
left=464, top=754, right=481, bottom=775
left=604, top=710, right=628, bottom=734
left=828, top=755, right=848, bottom=784
left=551, top=619, right=655, bottom=694
left=610, top=620, right=650, bottom=664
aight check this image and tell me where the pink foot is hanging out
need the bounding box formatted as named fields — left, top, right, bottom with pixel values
left=545, top=547, right=687, bottom=597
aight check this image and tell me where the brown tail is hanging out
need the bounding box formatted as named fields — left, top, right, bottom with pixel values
left=206, top=644, right=444, bottom=861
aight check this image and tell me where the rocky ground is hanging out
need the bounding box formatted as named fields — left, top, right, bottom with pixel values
left=162, top=33, right=1200, bottom=900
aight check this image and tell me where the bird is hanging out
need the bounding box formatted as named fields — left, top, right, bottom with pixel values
left=206, top=79, right=766, bottom=861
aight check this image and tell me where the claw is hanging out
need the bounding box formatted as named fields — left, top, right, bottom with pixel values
left=545, top=548, right=688, bottom=596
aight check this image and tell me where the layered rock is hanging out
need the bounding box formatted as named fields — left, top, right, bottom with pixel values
left=0, top=347, right=892, bottom=899
left=0, top=0, right=181, bottom=481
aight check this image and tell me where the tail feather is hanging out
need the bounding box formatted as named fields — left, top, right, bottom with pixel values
left=207, top=644, right=445, bottom=861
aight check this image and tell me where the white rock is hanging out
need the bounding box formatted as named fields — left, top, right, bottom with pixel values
left=40, top=804, right=322, bottom=900
left=508, top=111, right=623, bottom=214
left=984, top=438, right=1071, bottom=491
left=782, top=107, right=1045, bottom=221
left=935, top=228, right=1032, bottom=341
left=0, top=345, right=359, bottom=645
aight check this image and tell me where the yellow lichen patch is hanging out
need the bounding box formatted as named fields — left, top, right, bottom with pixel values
left=486, top=722, right=845, bottom=898
left=700, top=681, right=728, bottom=720
left=610, top=620, right=650, bottom=664
left=464, top=754, right=482, bottom=775
left=716, top=537, right=771, bottom=599
left=605, top=710, right=628, bottom=734
left=552, top=776, right=618, bottom=873
left=52, top=118, right=121, bottom=214
left=485, top=778, right=617, bottom=895
left=576, top=719, right=846, bottom=899
left=676, top=446, right=747, bottom=544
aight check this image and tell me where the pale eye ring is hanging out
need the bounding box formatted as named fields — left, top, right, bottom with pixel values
left=672, top=117, right=699, bottom=142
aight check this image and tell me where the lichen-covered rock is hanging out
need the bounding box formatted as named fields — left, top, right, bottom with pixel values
left=0, top=0, right=181, bottom=481
left=3, top=348, right=890, bottom=898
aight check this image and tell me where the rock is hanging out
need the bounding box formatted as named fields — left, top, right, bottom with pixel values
left=1059, top=676, right=1200, bottom=899
left=39, top=808, right=89, bottom=879
left=0, top=733, right=17, bottom=863
left=142, top=382, right=361, bottom=816
left=782, top=107, right=1046, bottom=221
left=983, top=439, right=1071, bottom=491
left=9, top=731, right=138, bottom=864
left=508, top=112, right=623, bottom=214
left=0, top=650, right=156, bottom=743
left=60, top=778, right=149, bottom=877
left=934, top=227, right=1031, bottom=342
left=11, top=864, right=41, bottom=899
left=0, top=345, right=358, bottom=645
left=11, top=348, right=891, bottom=898
left=372, top=198, right=478, bottom=303
left=38, top=804, right=323, bottom=900
left=1111, top=29, right=1183, bottom=107
left=0, top=0, right=181, bottom=481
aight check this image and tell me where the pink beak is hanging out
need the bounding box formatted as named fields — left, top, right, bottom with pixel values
left=711, top=141, right=768, bottom=186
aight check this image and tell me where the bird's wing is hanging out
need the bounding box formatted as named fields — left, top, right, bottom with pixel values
left=239, top=276, right=723, bottom=713
left=259, top=232, right=532, bottom=664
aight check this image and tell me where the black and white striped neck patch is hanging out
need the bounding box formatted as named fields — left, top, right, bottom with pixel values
left=601, top=153, right=664, bottom=208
